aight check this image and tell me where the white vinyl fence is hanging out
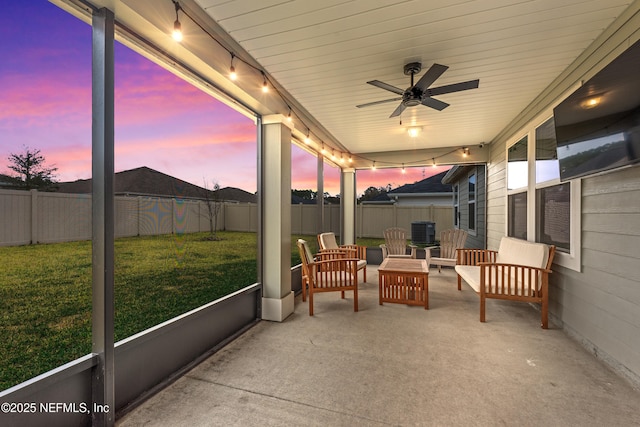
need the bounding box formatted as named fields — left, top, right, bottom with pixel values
left=0, top=189, right=452, bottom=246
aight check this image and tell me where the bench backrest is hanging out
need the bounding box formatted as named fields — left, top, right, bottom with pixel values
left=495, top=237, right=553, bottom=270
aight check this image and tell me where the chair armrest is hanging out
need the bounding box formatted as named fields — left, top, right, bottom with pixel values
left=409, top=244, right=417, bottom=259
left=477, top=262, right=552, bottom=296
left=425, top=246, right=440, bottom=262
left=380, top=244, right=388, bottom=259
left=456, top=248, right=497, bottom=266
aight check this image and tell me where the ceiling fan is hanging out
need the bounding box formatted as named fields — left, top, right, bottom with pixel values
left=356, top=62, right=479, bottom=118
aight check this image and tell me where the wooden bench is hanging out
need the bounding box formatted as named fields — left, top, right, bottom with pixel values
left=455, top=237, right=556, bottom=328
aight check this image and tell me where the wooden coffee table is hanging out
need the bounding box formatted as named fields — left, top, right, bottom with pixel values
left=378, top=258, right=429, bottom=309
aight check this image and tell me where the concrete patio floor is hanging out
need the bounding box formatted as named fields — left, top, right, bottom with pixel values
left=117, top=267, right=640, bottom=426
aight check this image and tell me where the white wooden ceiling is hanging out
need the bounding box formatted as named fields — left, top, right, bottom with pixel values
left=73, top=0, right=634, bottom=168
left=190, top=0, right=631, bottom=166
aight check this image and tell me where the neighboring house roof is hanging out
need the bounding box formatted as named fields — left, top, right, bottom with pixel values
left=55, top=166, right=257, bottom=203
left=0, top=174, right=21, bottom=189
left=388, top=170, right=452, bottom=196
left=442, top=165, right=481, bottom=184
left=365, top=170, right=452, bottom=204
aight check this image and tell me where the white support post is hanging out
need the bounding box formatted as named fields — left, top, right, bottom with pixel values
left=260, top=115, right=294, bottom=322
left=341, top=168, right=356, bottom=245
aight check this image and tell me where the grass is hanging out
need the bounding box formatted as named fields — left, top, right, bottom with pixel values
left=0, top=231, right=386, bottom=390
left=0, top=231, right=261, bottom=390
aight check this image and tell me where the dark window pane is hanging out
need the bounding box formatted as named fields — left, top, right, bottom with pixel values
left=536, top=183, right=570, bottom=251
left=508, top=192, right=527, bottom=239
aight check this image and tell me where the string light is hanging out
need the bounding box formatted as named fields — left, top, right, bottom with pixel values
left=372, top=161, right=377, bottom=171
left=432, top=158, right=437, bottom=167
left=169, top=1, right=423, bottom=170
left=331, top=149, right=336, bottom=160
left=401, top=163, right=406, bottom=173
left=229, top=53, right=237, bottom=80
left=321, top=143, right=326, bottom=155
left=171, top=1, right=183, bottom=42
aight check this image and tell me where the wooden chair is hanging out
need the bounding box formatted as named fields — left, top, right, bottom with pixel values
left=317, top=232, right=367, bottom=282
left=380, top=227, right=416, bottom=259
left=427, top=229, right=468, bottom=272
left=297, top=239, right=359, bottom=316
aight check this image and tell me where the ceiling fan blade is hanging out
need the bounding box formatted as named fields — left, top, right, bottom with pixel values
left=356, top=97, right=402, bottom=108
left=421, top=97, right=449, bottom=111
left=367, top=80, right=404, bottom=95
left=414, top=63, right=448, bottom=91
left=428, top=79, right=479, bottom=96
left=389, top=102, right=407, bottom=118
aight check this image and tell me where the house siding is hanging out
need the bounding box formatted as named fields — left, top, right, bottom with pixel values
left=448, top=166, right=486, bottom=249
left=484, top=2, right=640, bottom=386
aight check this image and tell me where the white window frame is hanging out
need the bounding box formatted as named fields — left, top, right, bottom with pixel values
left=507, top=133, right=530, bottom=239
left=505, top=109, right=581, bottom=272
left=453, top=184, right=459, bottom=228
left=468, top=172, right=477, bottom=236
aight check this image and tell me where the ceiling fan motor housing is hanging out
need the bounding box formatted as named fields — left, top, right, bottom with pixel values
left=403, top=88, right=423, bottom=106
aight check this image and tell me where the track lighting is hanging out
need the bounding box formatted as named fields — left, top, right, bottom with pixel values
left=229, top=53, right=237, bottom=80
left=172, top=1, right=183, bottom=42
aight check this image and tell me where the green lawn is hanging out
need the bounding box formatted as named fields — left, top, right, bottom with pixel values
left=0, top=231, right=380, bottom=390
left=0, top=231, right=262, bottom=390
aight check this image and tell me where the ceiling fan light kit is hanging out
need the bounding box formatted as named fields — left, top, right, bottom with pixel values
left=356, top=62, right=479, bottom=118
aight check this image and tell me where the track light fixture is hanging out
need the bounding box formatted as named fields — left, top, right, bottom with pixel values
left=172, top=1, right=183, bottom=42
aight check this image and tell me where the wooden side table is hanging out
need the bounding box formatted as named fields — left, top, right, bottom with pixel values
left=378, top=258, right=429, bottom=309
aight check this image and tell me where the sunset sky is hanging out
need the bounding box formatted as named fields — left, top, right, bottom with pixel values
left=0, top=1, right=447, bottom=196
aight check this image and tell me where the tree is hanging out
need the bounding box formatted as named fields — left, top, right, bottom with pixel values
left=202, top=179, right=222, bottom=240
left=358, top=184, right=392, bottom=203
left=7, top=147, right=58, bottom=190
left=291, top=189, right=317, bottom=200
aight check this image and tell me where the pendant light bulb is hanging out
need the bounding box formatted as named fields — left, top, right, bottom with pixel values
left=229, top=53, right=237, bottom=80
left=172, top=2, right=183, bottom=42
